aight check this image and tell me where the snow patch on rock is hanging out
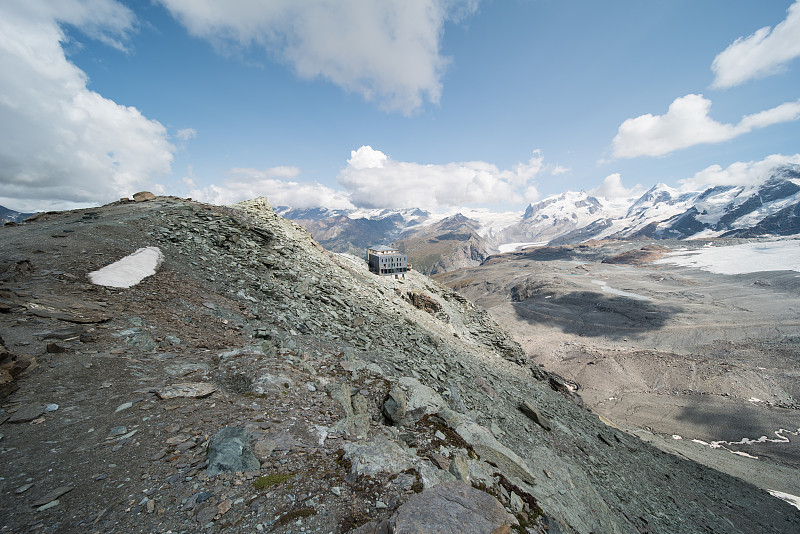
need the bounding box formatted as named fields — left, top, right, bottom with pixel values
left=88, top=247, right=164, bottom=288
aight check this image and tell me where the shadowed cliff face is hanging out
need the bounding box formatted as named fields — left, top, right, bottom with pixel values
left=0, top=197, right=798, bottom=534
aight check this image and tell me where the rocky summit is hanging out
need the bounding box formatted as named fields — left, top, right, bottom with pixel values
left=0, top=195, right=797, bottom=533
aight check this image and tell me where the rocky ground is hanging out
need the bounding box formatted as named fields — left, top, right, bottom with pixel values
left=435, top=239, right=800, bottom=506
left=1, top=197, right=798, bottom=533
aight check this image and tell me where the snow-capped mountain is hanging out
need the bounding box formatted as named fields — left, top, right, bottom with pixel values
left=273, top=206, right=432, bottom=255
left=275, top=164, right=800, bottom=273
left=657, top=170, right=800, bottom=239
left=493, top=190, right=630, bottom=247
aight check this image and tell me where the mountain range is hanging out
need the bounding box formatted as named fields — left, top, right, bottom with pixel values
left=278, top=164, right=800, bottom=274
left=0, top=206, right=35, bottom=224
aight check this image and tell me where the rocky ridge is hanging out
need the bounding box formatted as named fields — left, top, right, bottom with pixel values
left=0, top=196, right=797, bottom=533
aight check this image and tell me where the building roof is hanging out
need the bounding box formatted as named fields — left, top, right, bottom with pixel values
left=368, top=245, right=398, bottom=253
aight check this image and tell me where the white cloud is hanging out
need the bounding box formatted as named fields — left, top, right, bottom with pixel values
left=679, top=153, right=800, bottom=190
left=337, top=146, right=543, bottom=211
left=589, top=173, right=643, bottom=200
left=612, top=94, right=800, bottom=158
left=188, top=166, right=355, bottom=210
left=551, top=164, right=570, bottom=176
left=176, top=128, right=197, bottom=141
left=0, top=1, right=174, bottom=212
left=157, top=0, right=479, bottom=114
left=711, top=1, right=800, bottom=88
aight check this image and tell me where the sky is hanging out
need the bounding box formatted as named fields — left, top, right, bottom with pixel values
left=1, top=0, right=800, bottom=214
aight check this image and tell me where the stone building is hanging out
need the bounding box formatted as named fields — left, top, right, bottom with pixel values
left=367, top=246, right=408, bottom=277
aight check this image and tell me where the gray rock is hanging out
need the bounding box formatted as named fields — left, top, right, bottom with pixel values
left=115, top=328, right=157, bottom=352
left=438, top=408, right=536, bottom=485
left=31, top=485, right=74, bottom=507
left=386, top=377, right=447, bottom=426
left=206, top=427, right=260, bottom=476
left=418, top=462, right=456, bottom=489
left=164, top=362, right=209, bottom=376
left=519, top=400, right=551, bottom=431
left=251, top=372, right=293, bottom=394
left=107, top=426, right=128, bottom=437
left=509, top=491, right=524, bottom=514
left=328, top=383, right=370, bottom=437
left=383, top=385, right=407, bottom=423
left=157, top=382, right=217, bottom=399
left=8, top=404, right=45, bottom=423
left=389, top=481, right=512, bottom=534
left=15, top=483, right=33, bottom=494
left=449, top=454, right=470, bottom=482
left=343, top=434, right=415, bottom=476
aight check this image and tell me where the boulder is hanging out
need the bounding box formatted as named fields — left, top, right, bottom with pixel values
left=383, top=377, right=446, bottom=426
left=389, top=481, right=513, bottom=534
left=328, top=383, right=370, bottom=437
left=382, top=385, right=407, bottom=423
left=132, top=191, right=156, bottom=202
left=206, top=427, right=260, bottom=476
left=342, top=434, right=415, bottom=477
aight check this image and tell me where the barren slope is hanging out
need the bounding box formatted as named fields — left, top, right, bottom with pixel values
left=1, top=199, right=798, bottom=533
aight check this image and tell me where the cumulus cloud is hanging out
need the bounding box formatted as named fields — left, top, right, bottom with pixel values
left=0, top=1, right=174, bottom=212
left=711, top=1, right=800, bottom=88
left=157, top=0, right=479, bottom=114
left=337, top=146, right=543, bottom=211
left=679, top=153, right=800, bottom=190
left=612, top=94, right=800, bottom=158
left=589, top=173, right=643, bottom=200
left=188, top=166, right=355, bottom=210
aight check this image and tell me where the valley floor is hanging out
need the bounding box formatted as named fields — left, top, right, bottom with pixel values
left=435, top=238, right=800, bottom=507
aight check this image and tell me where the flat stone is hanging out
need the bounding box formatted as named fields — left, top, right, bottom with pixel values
left=25, top=296, right=112, bottom=324
left=15, top=483, right=34, bottom=494
left=157, top=382, right=217, bottom=400
left=115, top=402, right=133, bottom=413
left=8, top=404, right=45, bottom=424
left=196, top=503, right=218, bottom=524
left=36, top=500, right=60, bottom=512
left=108, top=426, right=128, bottom=437
left=519, top=400, right=551, bottom=431
left=31, top=485, right=74, bottom=507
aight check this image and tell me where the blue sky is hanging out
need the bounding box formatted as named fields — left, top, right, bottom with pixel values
left=1, top=0, right=799, bottom=213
